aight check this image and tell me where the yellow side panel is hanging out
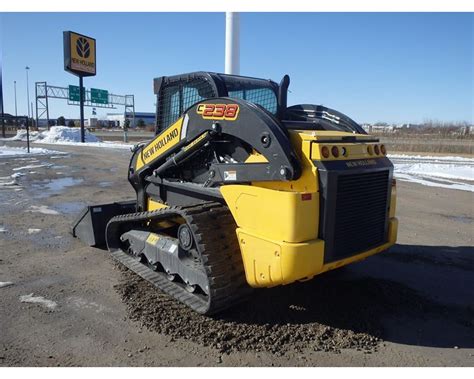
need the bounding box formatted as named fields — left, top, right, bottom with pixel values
left=221, top=185, right=318, bottom=243
left=136, top=117, right=184, bottom=170
left=236, top=229, right=325, bottom=287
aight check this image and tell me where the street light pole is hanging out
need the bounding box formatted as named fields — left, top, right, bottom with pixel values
left=25, top=66, right=31, bottom=153
left=25, top=66, right=30, bottom=120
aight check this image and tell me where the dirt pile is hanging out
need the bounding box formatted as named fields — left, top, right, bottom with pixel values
left=114, top=264, right=438, bottom=355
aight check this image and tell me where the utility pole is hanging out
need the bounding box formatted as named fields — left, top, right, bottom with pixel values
left=25, top=66, right=30, bottom=121
left=31, top=102, right=34, bottom=128
left=225, top=12, right=240, bottom=75
left=14, top=81, right=18, bottom=127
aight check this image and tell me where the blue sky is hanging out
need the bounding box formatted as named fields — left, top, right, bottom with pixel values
left=1, top=12, right=472, bottom=123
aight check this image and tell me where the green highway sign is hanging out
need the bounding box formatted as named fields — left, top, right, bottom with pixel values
left=91, top=88, right=108, bottom=104
left=69, top=85, right=85, bottom=102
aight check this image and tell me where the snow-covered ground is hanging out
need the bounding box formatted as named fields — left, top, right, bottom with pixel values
left=20, top=293, right=58, bottom=309
left=1, top=127, right=133, bottom=150
left=0, top=145, right=64, bottom=159
left=389, top=154, right=474, bottom=192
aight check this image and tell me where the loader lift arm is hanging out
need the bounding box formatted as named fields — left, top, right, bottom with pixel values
left=129, top=97, right=301, bottom=211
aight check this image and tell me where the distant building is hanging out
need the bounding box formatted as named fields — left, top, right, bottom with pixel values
left=85, top=118, right=98, bottom=128
left=105, top=112, right=155, bottom=128
left=372, top=124, right=395, bottom=132
left=361, top=124, right=372, bottom=133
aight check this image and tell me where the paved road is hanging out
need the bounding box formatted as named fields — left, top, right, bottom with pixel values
left=0, top=142, right=473, bottom=366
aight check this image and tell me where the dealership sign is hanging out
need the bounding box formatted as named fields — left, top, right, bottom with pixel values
left=63, top=31, right=96, bottom=77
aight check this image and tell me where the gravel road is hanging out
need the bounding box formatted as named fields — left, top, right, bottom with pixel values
left=0, top=141, right=473, bottom=366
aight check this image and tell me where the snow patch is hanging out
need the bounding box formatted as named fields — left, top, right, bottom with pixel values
left=38, top=126, right=101, bottom=143
left=2, top=127, right=99, bottom=143
left=0, top=226, right=7, bottom=233
left=28, top=228, right=41, bottom=234
left=391, top=154, right=474, bottom=192
left=0, top=145, right=63, bottom=159
left=20, top=293, right=57, bottom=309
left=12, top=163, right=53, bottom=171
left=395, top=173, right=474, bottom=192
left=388, top=154, right=474, bottom=163
left=27, top=205, right=60, bottom=215
left=0, top=180, right=17, bottom=187
left=37, top=139, right=133, bottom=150
left=11, top=172, right=26, bottom=179
left=3, top=127, right=133, bottom=149
left=0, top=282, right=14, bottom=288
left=0, top=130, right=41, bottom=141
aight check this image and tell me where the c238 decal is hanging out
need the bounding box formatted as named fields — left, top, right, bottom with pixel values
left=196, top=103, right=240, bottom=121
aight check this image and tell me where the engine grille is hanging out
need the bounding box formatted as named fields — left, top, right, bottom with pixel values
left=329, top=170, right=390, bottom=262
left=333, top=171, right=389, bottom=259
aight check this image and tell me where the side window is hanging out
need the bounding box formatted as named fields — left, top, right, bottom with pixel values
left=159, top=85, right=180, bottom=131
left=182, top=86, right=205, bottom=111
left=170, top=91, right=180, bottom=121
left=158, top=79, right=215, bottom=131
left=228, top=88, right=277, bottom=114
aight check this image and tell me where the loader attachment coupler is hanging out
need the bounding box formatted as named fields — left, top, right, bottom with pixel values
left=71, top=200, right=136, bottom=248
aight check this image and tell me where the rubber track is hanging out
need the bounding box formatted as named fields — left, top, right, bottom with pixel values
left=106, top=202, right=251, bottom=315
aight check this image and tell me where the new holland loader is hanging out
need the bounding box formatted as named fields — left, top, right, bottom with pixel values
left=72, top=72, right=398, bottom=314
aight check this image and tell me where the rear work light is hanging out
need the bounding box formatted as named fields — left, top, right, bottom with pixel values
left=381, top=144, right=387, bottom=155
left=321, top=146, right=330, bottom=158
left=331, top=146, right=339, bottom=158
left=367, top=145, right=373, bottom=155
left=374, top=145, right=380, bottom=155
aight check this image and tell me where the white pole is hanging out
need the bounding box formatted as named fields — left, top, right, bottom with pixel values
left=225, top=12, right=240, bottom=75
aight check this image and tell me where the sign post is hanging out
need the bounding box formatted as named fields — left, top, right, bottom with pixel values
left=63, top=31, right=96, bottom=142
left=25, top=116, right=30, bottom=153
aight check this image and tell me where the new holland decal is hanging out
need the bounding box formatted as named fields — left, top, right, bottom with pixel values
left=345, top=159, right=377, bottom=168
left=196, top=103, right=240, bottom=121
left=141, top=119, right=183, bottom=164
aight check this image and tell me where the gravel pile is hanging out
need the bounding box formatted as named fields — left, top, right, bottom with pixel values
left=114, top=264, right=442, bottom=355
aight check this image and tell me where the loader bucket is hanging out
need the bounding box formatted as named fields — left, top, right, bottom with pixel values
left=71, top=200, right=136, bottom=248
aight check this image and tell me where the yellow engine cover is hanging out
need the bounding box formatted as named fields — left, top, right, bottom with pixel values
left=220, top=185, right=319, bottom=243
left=221, top=130, right=398, bottom=288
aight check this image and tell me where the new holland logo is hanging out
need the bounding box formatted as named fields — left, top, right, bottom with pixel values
left=76, top=37, right=91, bottom=58
left=65, top=31, right=96, bottom=76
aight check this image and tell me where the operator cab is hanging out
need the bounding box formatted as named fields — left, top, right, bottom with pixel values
left=153, top=71, right=366, bottom=135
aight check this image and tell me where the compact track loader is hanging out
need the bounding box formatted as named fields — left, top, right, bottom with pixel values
left=72, top=72, right=398, bottom=314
